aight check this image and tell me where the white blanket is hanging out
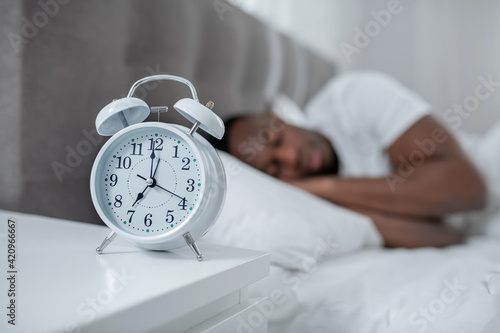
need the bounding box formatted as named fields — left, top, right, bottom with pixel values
left=248, top=236, right=500, bottom=333
left=204, top=120, right=500, bottom=332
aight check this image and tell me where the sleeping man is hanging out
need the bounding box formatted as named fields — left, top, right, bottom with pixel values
left=214, top=72, right=487, bottom=248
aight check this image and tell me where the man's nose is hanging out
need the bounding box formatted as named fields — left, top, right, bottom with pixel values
left=276, top=146, right=299, bottom=167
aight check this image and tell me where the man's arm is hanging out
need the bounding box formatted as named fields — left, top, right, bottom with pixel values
left=343, top=204, right=464, bottom=248
left=291, top=116, right=486, bottom=217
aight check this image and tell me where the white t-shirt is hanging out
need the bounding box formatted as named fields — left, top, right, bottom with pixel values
left=304, top=71, right=432, bottom=178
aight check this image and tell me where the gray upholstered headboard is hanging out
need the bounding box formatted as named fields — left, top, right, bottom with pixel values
left=0, top=0, right=334, bottom=224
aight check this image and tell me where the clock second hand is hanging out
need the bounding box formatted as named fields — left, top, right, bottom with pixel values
left=136, top=174, right=185, bottom=200
left=156, top=183, right=185, bottom=200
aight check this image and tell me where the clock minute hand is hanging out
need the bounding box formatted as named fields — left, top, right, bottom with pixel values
left=150, top=139, right=156, bottom=178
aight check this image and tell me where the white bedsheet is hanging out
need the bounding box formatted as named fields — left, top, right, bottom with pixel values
left=248, top=236, right=500, bottom=333
left=221, top=118, right=500, bottom=332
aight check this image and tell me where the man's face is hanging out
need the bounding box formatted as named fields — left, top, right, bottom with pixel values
left=227, top=115, right=336, bottom=180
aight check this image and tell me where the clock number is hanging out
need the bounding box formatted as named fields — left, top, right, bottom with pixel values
left=116, top=156, right=131, bottom=169
left=110, top=174, right=118, bottom=187
left=182, top=157, right=190, bottom=170
left=127, top=210, right=135, bottom=223
left=144, top=213, right=153, bottom=227
left=178, top=197, right=187, bottom=210
left=156, top=138, right=164, bottom=150
left=114, top=195, right=122, bottom=208
left=166, top=210, right=174, bottom=223
left=131, top=143, right=143, bottom=155
left=172, top=145, right=179, bottom=158
left=148, top=138, right=163, bottom=151
left=186, top=179, right=195, bottom=192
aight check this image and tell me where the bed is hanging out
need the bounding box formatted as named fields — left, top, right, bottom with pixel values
left=203, top=121, right=500, bottom=332
left=249, top=237, right=500, bottom=333
left=2, top=1, right=499, bottom=331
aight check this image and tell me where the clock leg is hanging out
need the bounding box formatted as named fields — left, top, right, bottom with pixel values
left=183, top=232, right=204, bottom=261
left=96, top=231, right=117, bottom=255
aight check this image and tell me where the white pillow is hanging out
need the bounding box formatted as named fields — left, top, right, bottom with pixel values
left=203, top=151, right=382, bottom=270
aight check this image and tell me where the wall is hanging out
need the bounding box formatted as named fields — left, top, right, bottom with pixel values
left=233, top=0, right=500, bottom=134
left=0, top=0, right=333, bottom=222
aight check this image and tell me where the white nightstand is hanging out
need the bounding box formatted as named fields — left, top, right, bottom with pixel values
left=0, top=210, right=270, bottom=333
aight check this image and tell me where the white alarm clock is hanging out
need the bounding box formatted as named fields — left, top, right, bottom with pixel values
left=90, top=75, right=226, bottom=261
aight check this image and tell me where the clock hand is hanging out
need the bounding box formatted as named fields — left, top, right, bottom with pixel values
left=137, top=158, right=183, bottom=200
left=137, top=155, right=160, bottom=185
left=137, top=174, right=181, bottom=199
left=133, top=160, right=160, bottom=207
left=155, top=183, right=185, bottom=200
left=132, top=186, right=148, bottom=207
left=152, top=155, right=160, bottom=178
left=150, top=139, right=156, bottom=178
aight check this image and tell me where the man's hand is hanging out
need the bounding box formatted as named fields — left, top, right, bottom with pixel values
left=287, top=175, right=465, bottom=248
left=286, top=176, right=336, bottom=198
left=345, top=204, right=465, bottom=248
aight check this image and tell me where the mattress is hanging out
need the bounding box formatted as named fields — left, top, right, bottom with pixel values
left=204, top=120, right=500, bottom=332
left=248, top=236, right=500, bottom=332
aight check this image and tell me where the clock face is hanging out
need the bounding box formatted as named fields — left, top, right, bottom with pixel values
left=93, top=125, right=204, bottom=236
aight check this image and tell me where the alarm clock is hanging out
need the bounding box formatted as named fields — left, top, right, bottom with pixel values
left=90, top=75, right=226, bottom=261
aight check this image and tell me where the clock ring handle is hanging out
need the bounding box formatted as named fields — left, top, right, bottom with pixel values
left=127, top=75, right=224, bottom=139
left=127, top=75, right=199, bottom=102
left=96, top=75, right=224, bottom=138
